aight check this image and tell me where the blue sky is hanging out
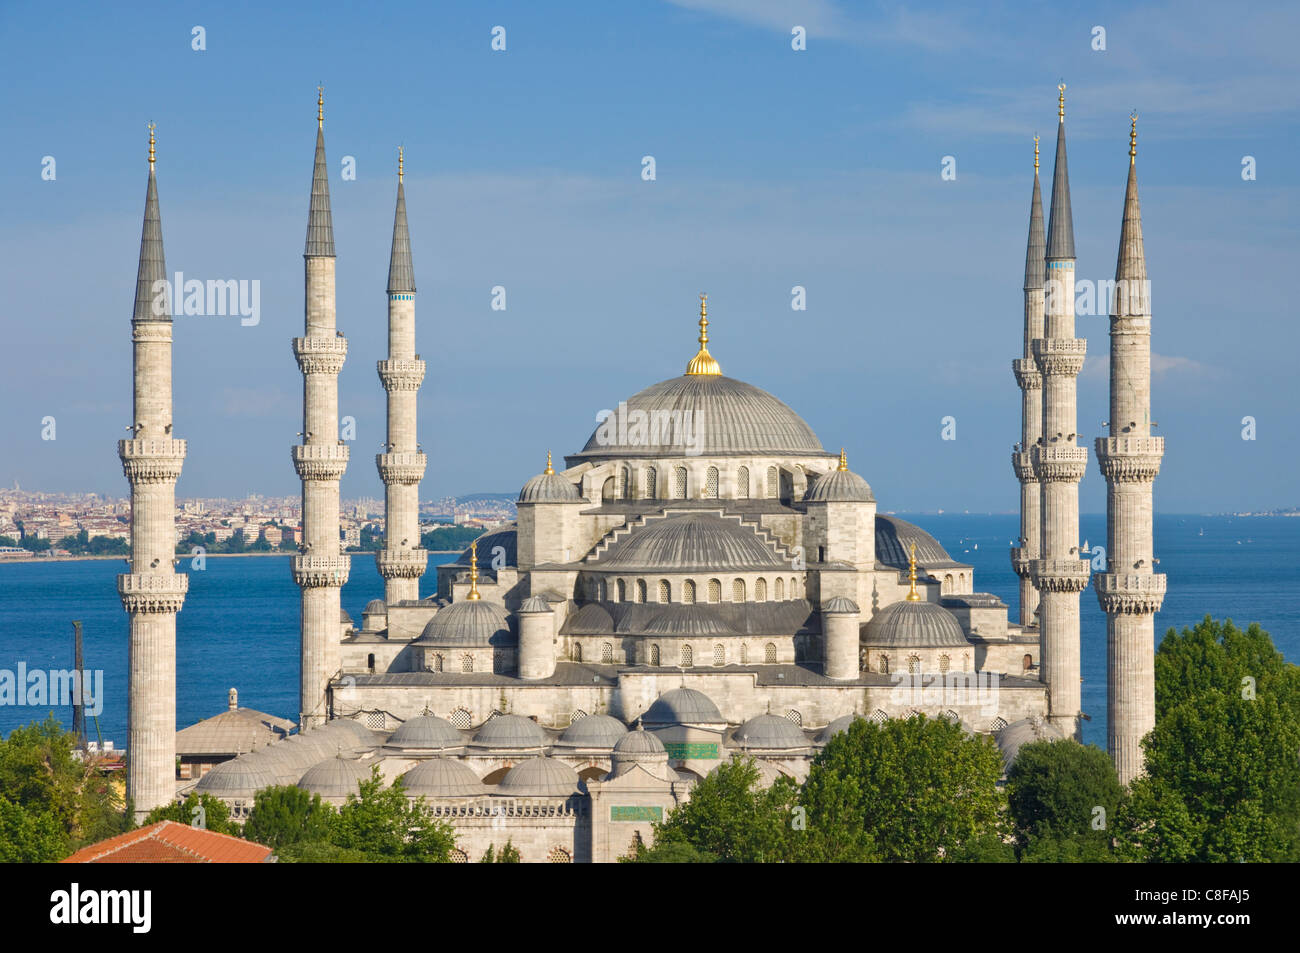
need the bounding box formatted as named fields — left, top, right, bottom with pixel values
left=2, top=0, right=1296, bottom=512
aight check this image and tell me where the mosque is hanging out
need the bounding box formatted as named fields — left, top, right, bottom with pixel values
left=120, top=84, right=1165, bottom=860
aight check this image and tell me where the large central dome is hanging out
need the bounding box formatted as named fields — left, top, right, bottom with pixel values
left=572, top=375, right=825, bottom=459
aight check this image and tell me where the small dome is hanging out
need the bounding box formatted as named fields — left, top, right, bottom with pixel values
left=817, top=714, right=862, bottom=743
left=399, top=759, right=486, bottom=798
left=641, top=687, right=725, bottom=725
left=518, top=595, right=552, bottom=614
left=239, top=747, right=302, bottom=786
left=805, top=463, right=874, bottom=503
left=864, top=599, right=968, bottom=648
left=415, top=599, right=513, bottom=647
left=280, top=733, right=341, bottom=764
left=471, top=714, right=547, bottom=749
left=612, top=728, right=667, bottom=760
left=195, top=757, right=277, bottom=797
left=734, top=713, right=808, bottom=750
left=557, top=714, right=628, bottom=748
left=496, top=757, right=581, bottom=797
left=995, top=716, right=1065, bottom=770
left=387, top=714, right=462, bottom=751
left=297, top=755, right=374, bottom=798
left=519, top=466, right=582, bottom=503
left=363, top=599, right=385, bottom=614
left=822, top=596, right=860, bottom=614
left=322, top=718, right=382, bottom=747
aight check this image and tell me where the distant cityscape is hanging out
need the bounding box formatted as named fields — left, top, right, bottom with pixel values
left=0, top=485, right=518, bottom=559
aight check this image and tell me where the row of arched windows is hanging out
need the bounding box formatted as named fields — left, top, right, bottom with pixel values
left=572, top=641, right=780, bottom=666
left=598, top=575, right=801, bottom=603
left=605, top=465, right=784, bottom=501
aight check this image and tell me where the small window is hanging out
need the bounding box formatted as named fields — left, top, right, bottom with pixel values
left=765, top=642, right=777, bottom=664
left=601, top=641, right=614, bottom=664
left=740, top=644, right=749, bottom=664
left=1023, top=653, right=1033, bottom=672
left=707, top=579, right=721, bottom=603
left=736, top=466, right=750, bottom=500
left=775, top=578, right=785, bottom=600
left=636, top=579, right=647, bottom=603
left=366, top=653, right=376, bottom=673
left=461, top=654, right=474, bottom=673
left=619, top=467, right=630, bottom=500
left=732, top=578, right=745, bottom=602
left=713, top=643, right=724, bottom=666
left=939, top=654, right=950, bottom=674
left=755, top=578, right=767, bottom=602
left=572, top=643, right=583, bottom=662
left=650, top=644, right=660, bottom=666
left=705, top=466, right=719, bottom=499
left=683, top=580, right=696, bottom=604
left=658, top=579, right=670, bottom=603
left=493, top=649, right=508, bottom=674
left=433, top=653, right=444, bottom=673
left=944, top=573, right=953, bottom=591
left=673, top=466, right=687, bottom=499
left=784, top=709, right=802, bottom=727
left=450, top=848, right=469, bottom=863
left=989, top=717, right=1008, bottom=732
left=766, top=466, right=778, bottom=498
left=365, top=711, right=386, bottom=730
left=943, top=710, right=960, bottom=724
left=571, top=709, right=588, bottom=724
left=682, top=644, right=694, bottom=667
left=644, top=468, right=657, bottom=499
left=616, top=579, right=626, bottom=602
left=789, top=576, right=797, bottom=597
left=450, top=708, right=472, bottom=729
left=908, top=655, right=920, bottom=675
left=879, top=655, right=890, bottom=675
left=548, top=846, right=572, bottom=863
left=869, top=709, right=888, bottom=725
left=602, top=476, right=616, bottom=501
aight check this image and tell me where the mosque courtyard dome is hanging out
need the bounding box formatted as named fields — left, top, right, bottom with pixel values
left=641, top=687, right=726, bottom=725
left=864, top=599, right=969, bottom=648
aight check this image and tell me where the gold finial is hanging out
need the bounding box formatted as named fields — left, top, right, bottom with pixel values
left=1033, top=134, right=1040, bottom=173
left=467, top=540, right=481, bottom=600
left=147, top=122, right=156, bottom=168
left=685, top=293, right=721, bottom=376
left=317, top=85, right=324, bottom=127
left=838, top=448, right=848, bottom=471
left=1129, top=110, right=1138, bottom=164
left=905, top=542, right=921, bottom=602
left=1058, top=82, right=1066, bottom=121
left=398, top=145, right=404, bottom=182
left=544, top=450, right=554, bottom=475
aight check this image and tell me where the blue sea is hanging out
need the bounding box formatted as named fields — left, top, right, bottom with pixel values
left=0, top=516, right=1296, bottom=750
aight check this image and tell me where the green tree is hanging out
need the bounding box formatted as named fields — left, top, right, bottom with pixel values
left=243, top=785, right=336, bottom=849
left=0, top=535, right=19, bottom=547
left=0, top=796, right=67, bottom=862
left=420, top=526, right=485, bottom=552
left=635, top=756, right=797, bottom=863
left=1005, top=739, right=1122, bottom=860
left=142, top=792, right=234, bottom=835
left=794, top=715, right=1006, bottom=862
left=480, top=839, right=522, bottom=862
left=331, top=768, right=456, bottom=862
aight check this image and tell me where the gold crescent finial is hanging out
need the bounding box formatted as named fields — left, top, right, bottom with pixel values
left=1033, top=134, right=1040, bottom=173
left=544, top=449, right=554, bottom=475
left=317, top=84, right=324, bottom=127
left=685, top=293, right=721, bottom=376
left=467, top=539, right=481, bottom=600
left=838, top=448, right=848, bottom=471
left=1058, top=82, right=1066, bottom=121
left=905, top=541, right=921, bottom=602
left=1129, top=111, right=1138, bottom=164
left=398, top=145, right=404, bottom=182
left=147, top=122, right=156, bottom=168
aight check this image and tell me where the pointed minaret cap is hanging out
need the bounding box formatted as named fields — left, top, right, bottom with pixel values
left=1114, top=112, right=1147, bottom=313
left=685, top=294, right=721, bottom=376
left=304, top=86, right=336, bottom=258
left=1045, top=83, right=1075, bottom=261
left=387, top=147, right=416, bottom=294
left=1024, top=136, right=1046, bottom=290
left=133, top=122, right=170, bottom=323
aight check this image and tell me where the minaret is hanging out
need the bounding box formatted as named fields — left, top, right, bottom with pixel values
left=1011, top=136, right=1046, bottom=627
left=119, top=124, right=188, bottom=818
left=292, top=87, right=350, bottom=727
left=1030, top=84, right=1090, bottom=739
left=376, top=147, right=428, bottom=604
left=1095, top=114, right=1165, bottom=784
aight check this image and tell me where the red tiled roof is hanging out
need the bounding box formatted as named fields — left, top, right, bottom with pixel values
left=60, top=821, right=274, bottom=864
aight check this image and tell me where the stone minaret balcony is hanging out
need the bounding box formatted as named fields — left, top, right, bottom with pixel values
left=1011, top=357, right=1041, bottom=391
left=118, top=572, right=189, bottom=613
left=376, top=450, right=426, bottom=485
left=377, top=358, right=426, bottom=391
left=1095, top=435, right=1164, bottom=482
left=1030, top=557, right=1091, bottom=592
left=1030, top=444, right=1089, bottom=482
left=1031, top=337, right=1087, bottom=377
left=1095, top=572, right=1166, bottom=615
left=291, top=554, right=351, bottom=588
left=375, top=549, right=427, bottom=579
left=118, top=438, right=187, bottom=483
left=292, top=335, right=348, bottom=375
left=292, top=443, right=350, bottom=481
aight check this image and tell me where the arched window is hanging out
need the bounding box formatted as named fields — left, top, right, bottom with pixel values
left=616, top=578, right=626, bottom=602
left=764, top=642, right=777, bottom=664
left=601, top=641, right=614, bottom=664
left=943, top=710, right=960, bottom=724
left=741, top=644, right=749, bottom=664
left=939, top=654, right=950, bottom=674
left=705, top=466, right=719, bottom=499
left=366, top=653, right=376, bottom=673
left=449, top=848, right=469, bottom=863
left=784, top=709, right=803, bottom=727
left=707, top=578, right=721, bottom=603
left=433, top=653, right=444, bottom=673
left=450, top=708, right=472, bottom=729
left=732, top=578, right=745, bottom=602
left=673, top=466, right=687, bottom=499
left=755, top=578, right=767, bottom=602
left=943, top=573, right=953, bottom=591
left=571, top=709, right=588, bottom=723
left=650, top=644, right=661, bottom=666
left=713, top=644, right=725, bottom=666
left=682, top=579, right=696, bottom=604
left=879, top=655, right=890, bottom=675
left=988, top=717, right=1008, bottom=732
left=908, top=655, right=920, bottom=674
left=681, top=644, right=693, bottom=667
left=492, top=649, right=508, bottom=674
left=869, top=709, right=888, bottom=725
left=602, top=476, right=616, bottom=501
left=789, top=576, right=797, bottom=597
left=548, top=846, right=572, bottom=863
left=572, top=643, right=583, bottom=662
left=775, top=578, right=785, bottom=600
left=1023, top=653, right=1033, bottom=672
left=736, top=466, right=750, bottom=499
left=658, top=579, right=670, bottom=603
left=766, top=466, right=779, bottom=498
left=636, top=579, right=647, bottom=603
left=644, top=467, right=657, bottom=499
left=461, top=654, right=474, bottom=673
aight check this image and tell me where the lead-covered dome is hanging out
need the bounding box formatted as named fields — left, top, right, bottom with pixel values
left=297, top=755, right=374, bottom=798
left=195, top=756, right=278, bottom=798
left=400, top=759, right=486, bottom=798
left=874, top=515, right=958, bottom=569
left=571, top=375, right=824, bottom=459
left=415, top=599, right=512, bottom=647
left=805, top=459, right=874, bottom=503
left=471, top=714, right=548, bottom=749
left=386, top=714, right=462, bottom=751
left=734, top=713, right=808, bottom=750
left=557, top=714, right=628, bottom=748
left=641, top=687, right=726, bottom=725
left=496, top=757, right=582, bottom=797
left=864, top=599, right=968, bottom=647
left=592, top=512, right=788, bottom=571
left=519, top=452, right=583, bottom=503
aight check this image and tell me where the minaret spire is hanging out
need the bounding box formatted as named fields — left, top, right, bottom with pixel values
left=305, top=87, right=335, bottom=258
left=685, top=293, right=721, bottom=376
left=376, top=147, right=428, bottom=605
left=1096, top=112, right=1165, bottom=784
left=1045, top=84, right=1075, bottom=261
left=120, top=123, right=188, bottom=818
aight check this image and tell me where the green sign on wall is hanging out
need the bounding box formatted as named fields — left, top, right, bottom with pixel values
left=663, top=742, right=720, bottom=760
left=611, top=805, right=663, bottom=823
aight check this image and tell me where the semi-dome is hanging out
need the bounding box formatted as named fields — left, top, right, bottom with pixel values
left=297, top=755, right=374, bottom=798
left=557, top=714, right=628, bottom=748
left=734, top=713, right=808, bottom=750
left=641, top=687, right=725, bottom=725
left=805, top=453, right=874, bottom=503
left=592, top=512, right=788, bottom=571
left=471, top=713, right=548, bottom=749
left=642, top=606, right=734, bottom=637
left=455, top=526, right=517, bottom=571
left=613, top=727, right=668, bottom=760
left=519, top=452, right=583, bottom=503
left=518, top=595, right=552, bottom=613
left=496, top=757, right=581, bottom=797
left=571, top=374, right=825, bottom=459
left=195, top=756, right=278, bottom=797
left=822, top=596, right=860, bottom=614
left=875, top=515, right=959, bottom=569
left=863, top=599, right=968, bottom=647
left=399, top=758, right=486, bottom=798
left=817, top=714, right=862, bottom=743
left=415, top=599, right=512, bottom=646
left=387, top=714, right=463, bottom=751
